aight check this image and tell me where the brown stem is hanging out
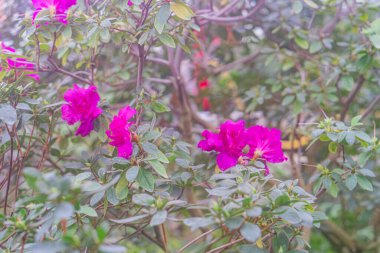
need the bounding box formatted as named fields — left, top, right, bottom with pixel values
left=340, top=75, right=364, bottom=121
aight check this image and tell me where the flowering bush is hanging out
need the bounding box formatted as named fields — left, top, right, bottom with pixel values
left=0, top=0, right=379, bottom=252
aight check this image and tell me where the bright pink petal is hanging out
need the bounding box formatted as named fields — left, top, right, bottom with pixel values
left=61, top=84, right=102, bottom=136
left=216, top=152, right=238, bottom=171
left=76, top=118, right=94, bottom=137
left=117, top=141, right=133, bottom=159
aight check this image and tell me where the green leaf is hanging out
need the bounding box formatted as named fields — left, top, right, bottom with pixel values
left=148, top=160, right=168, bottom=178
left=136, top=169, right=155, bottom=192
left=132, top=193, right=155, bottom=206
left=110, top=214, right=148, bottom=224
left=154, top=4, right=171, bottom=34
left=184, top=217, right=215, bottom=231
left=115, top=173, right=129, bottom=200
left=351, top=115, right=362, bottom=126
left=170, top=1, right=195, bottom=20
left=79, top=205, right=98, bottom=217
left=309, top=41, right=322, bottom=53
left=126, top=166, right=139, bottom=181
left=282, top=95, right=295, bottom=106
left=345, top=174, right=357, bottom=191
left=357, top=175, right=373, bottom=191
left=278, top=207, right=302, bottom=224
left=151, top=101, right=170, bottom=113
left=345, top=131, right=356, bottom=145
left=150, top=210, right=168, bottom=226
left=158, top=33, right=176, bottom=48
left=328, top=142, right=338, bottom=153
left=303, top=0, right=318, bottom=9
left=327, top=182, right=338, bottom=197
left=369, top=35, right=380, bottom=49
left=225, top=217, right=244, bottom=230
left=0, top=104, right=17, bottom=125
left=292, top=0, right=303, bottom=14
left=142, top=142, right=169, bottom=163
left=294, top=36, right=309, bottom=49
left=240, top=223, right=261, bottom=243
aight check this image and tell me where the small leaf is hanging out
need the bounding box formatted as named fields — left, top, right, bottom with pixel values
left=126, top=166, right=139, bottom=181
left=303, top=0, right=319, bottom=9
left=295, top=36, right=309, bottom=49
left=115, top=173, right=129, bottom=200
left=345, top=174, right=357, bottom=191
left=151, top=101, right=170, bottom=113
left=110, top=214, right=148, bottom=224
left=79, top=205, right=98, bottom=217
left=240, top=223, right=261, bottom=243
left=170, top=2, right=195, bottom=20
left=225, top=217, right=244, bottom=230
left=158, top=33, right=176, bottom=48
left=148, top=160, right=168, bottom=178
left=328, top=142, right=338, bottom=153
left=357, top=175, right=373, bottom=191
left=292, top=0, right=303, bottom=14
left=150, top=210, right=167, bottom=226
left=136, top=169, right=155, bottom=192
left=132, top=193, right=155, bottom=206
left=0, top=104, right=17, bottom=125
left=154, top=4, right=171, bottom=34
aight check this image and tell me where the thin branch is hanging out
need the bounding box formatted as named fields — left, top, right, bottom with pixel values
left=340, top=75, right=364, bottom=120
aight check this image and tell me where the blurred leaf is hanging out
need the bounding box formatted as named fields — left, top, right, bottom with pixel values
left=170, top=2, right=195, bottom=20
left=240, top=223, right=261, bottom=243
left=136, top=169, right=155, bottom=192
left=154, top=4, right=171, bottom=34
left=79, top=205, right=98, bottom=217
left=150, top=210, right=167, bottom=226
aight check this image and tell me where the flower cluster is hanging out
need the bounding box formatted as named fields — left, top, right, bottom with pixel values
left=1, top=42, right=40, bottom=81
left=61, top=84, right=136, bottom=159
left=198, top=120, right=287, bottom=174
left=61, top=84, right=102, bottom=137
left=32, top=0, right=77, bottom=25
left=106, top=106, right=136, bottom=159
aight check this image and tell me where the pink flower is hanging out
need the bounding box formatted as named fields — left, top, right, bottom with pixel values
left=202, top=97, right=211, bottom=111
left=198, top=79, right=209, bottom=90
left=106, top=106, right=136, bottom=159
left=246, top=125, right=287, bottom=174
left=198, top=120, right=247, bottom=171
left=32, top=0, right=77, bottom=24
left=61, top=84, right=102, bottom=137
left=128, top=0, right=133, bottom=6
left=1, top=42, right=16, bottom=53
left=1, top=43, right=40, bottom=81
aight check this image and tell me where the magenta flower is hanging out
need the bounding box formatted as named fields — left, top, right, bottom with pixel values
left=1, top=42, right=16, bottom=53
left=32, top=0, right=77, bottom=24
left=1, top=43, right=40, bottom=81
left=106, top=106, right=136, bottom=159
left=128, top=0, right=133, bottom=6
left=198, top=120, right=247, bottom=171
left=61, top=84, right=102, bottom=137
left=246, top=125, right=287, bottom=174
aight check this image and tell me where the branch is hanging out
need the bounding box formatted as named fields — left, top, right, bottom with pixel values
left=199, top=0, right=265, bottom=24
left=212, top=51, right=260, bottom=74
left=340, top=75, right=364, bottom=121
left=47, top=57, right=92, bottom=84
left=362, top=93, right=380, bottom=120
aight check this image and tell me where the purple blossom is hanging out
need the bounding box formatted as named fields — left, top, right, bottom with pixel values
left=32, top=0, right=77, bottom=24
left=106, top=106, right=136, bottom=159
left=61, top=84, right=102, bottom=137
left=246, top=125, right=288, bottom=174
left=198, top=120, right=247, bottom=171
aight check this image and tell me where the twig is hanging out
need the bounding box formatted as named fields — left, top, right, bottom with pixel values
left=178, top=228, right=216, bottom=253
left=340, top=75, right=364, bottom=120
